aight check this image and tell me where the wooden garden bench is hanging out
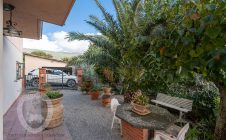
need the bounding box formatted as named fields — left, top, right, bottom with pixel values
left=151, top=93, right=193, bottom=119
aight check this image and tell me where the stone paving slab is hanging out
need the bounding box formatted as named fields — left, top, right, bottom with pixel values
left=3, top=90, right=123, bottom=140
left=3, top=93, right=72, bottom=140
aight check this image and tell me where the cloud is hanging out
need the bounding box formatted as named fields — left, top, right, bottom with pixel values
left=23, top=31, right=91, bottom=55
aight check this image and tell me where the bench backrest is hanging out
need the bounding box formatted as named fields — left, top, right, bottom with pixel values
left=156, top=93, right=193, bottom=111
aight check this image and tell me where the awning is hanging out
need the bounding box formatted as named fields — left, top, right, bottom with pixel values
left=3, top=0, right=75, bottom=39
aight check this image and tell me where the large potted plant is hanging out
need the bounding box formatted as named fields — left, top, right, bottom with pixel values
left=102, top=67, right=113, bottom=95
left=118, top=65, right=145, bottom=103
left=80, top=80, right=93, bottom=95
left=132, top=94, right=149, bottom=113
left=90, top=85, right=101, bottom=100
left=42, top=90, right=64, bottom=129
left=102, top=85, right=112, bottom=107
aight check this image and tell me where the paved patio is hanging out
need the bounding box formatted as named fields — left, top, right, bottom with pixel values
left=3, top=90, right=122, bottom=140
left=62, top=90, right=122, bottom=140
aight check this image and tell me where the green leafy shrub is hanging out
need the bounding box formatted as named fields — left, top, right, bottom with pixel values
left=124, top=90, right=142, bottom=103
left=90, top=85, right=101, bottom=92
left=133, top=95, right=149, bottom=106
left=44, top=83, right=52, bottom=91
left=168, top=78, right=219, bottom=120
left=45, top=91, right=62, bottom=99
left=168, top=77, right=219, bottom=139
left=81, top=80, right=93, bottom=92
left=31, top=50, right=53, bottom=59
left=186, top=116, right=216, bottom=140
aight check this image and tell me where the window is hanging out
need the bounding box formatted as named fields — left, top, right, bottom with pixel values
left=16, top=62, right=24, bottom=80
left=53, top=70, right=62, bottom=75
left=46, top=69, right=54, bottom=74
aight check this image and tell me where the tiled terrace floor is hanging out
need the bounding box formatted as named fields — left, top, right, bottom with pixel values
left=3, top=90, right=123, bottom=140
left=3, top=94, right=72, bottom=140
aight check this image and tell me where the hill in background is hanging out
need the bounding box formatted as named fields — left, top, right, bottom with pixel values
left=23, top=48, right=79, bottom=60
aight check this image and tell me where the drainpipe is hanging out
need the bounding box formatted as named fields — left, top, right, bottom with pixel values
left=0, top=0, right=4, bottom=139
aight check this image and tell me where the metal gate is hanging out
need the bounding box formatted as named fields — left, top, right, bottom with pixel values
left=24, top=75, right=39, bottom=90
left=24, top=67, right=77, bottom=90
left=43, top=67, right=77, bottom=90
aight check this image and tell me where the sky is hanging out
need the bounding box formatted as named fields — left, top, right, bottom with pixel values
left=23, top=0, right=115, bottom=55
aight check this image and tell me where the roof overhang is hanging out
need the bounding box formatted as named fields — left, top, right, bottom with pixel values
left=3, top=0, right=75, bottom=39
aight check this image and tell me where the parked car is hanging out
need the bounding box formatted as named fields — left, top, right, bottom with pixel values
left=27, top=69, right=78, bottom=88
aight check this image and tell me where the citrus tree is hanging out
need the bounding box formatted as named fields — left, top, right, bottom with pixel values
left=151, top=0, right=226, bottom=139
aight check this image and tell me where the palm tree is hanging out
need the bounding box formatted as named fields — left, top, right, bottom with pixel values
left=66, top=0, right=166, bottom=92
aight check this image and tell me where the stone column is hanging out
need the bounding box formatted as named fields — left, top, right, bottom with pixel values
left=76, top=68, right=83, bottom=86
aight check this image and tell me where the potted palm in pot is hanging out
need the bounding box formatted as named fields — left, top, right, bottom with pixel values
left=80, top=80, right=93, bottom=95
left=118, top=64, right=145, bottom=103
left=90, top=85, right=101, bottom=100
left=132, top=94, right=149, bottom=114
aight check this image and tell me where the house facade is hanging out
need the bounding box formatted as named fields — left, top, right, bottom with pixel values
left=24, top=53, right=67, bottom=75
left=0, top=2, right=75, bottom=139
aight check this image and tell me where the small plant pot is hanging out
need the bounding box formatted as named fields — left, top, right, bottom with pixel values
left=131, top=102, right=148, bottom=113
left=102, top=98, right=111, bottom=107
left=90, top=91, right=100, bottom=100
left=102, top=95, right=111, bottom=107
left=103, top=87, right=111, bottom=95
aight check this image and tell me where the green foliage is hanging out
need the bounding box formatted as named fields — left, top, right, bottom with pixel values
left=45, top=91, right=62, bottom=99
left=133, top=95, right=149, bottom=106
left=66, top=0, right=156, bottom=93
left=67, top=0, right=225, bottom=137
left=43, top=83, right=52, bottom=91
left=90, top=85, right=101, bottom=92
left=66, top=44, right=115, bottom=85
left=186, top=116, right=216, bottom=140
left=31, top=51, right=53, bottom=59
left=80, top=80, right=93, bottom=92
left=167, top=77, right=219, bottom=139
left=153, top=0, right=226, bottom=85
left=167, top=77, right=219, bottom=120
left=124, top=90, right=142, bottom=103
left=61, top=57, right=72, bottom=62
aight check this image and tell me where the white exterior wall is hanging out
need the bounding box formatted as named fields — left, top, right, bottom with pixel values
left=3, top=36, right=23, bottom=114
left=0, top=0, right=4, bottom=139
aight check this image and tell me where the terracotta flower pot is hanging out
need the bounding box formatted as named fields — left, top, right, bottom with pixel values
left=102, top=95, right=111, bottom=107
left=102, top=98, right=111, bottom=107
left=103, top=87, right=111, bottom=95
left=42, top=95, right=64, bottom=129
left=90, top=91, right=100, bottom=100
left=132, top=102, right=148, bottom=113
